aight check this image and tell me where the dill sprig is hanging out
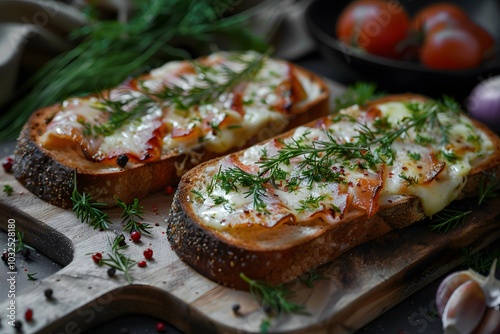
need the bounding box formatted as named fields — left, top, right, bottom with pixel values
left=214, top=167, right=270, bottom=212
left=93, top=50, right=270, bottom=136
left=461, top=245, right=500, bottom=275
left=477, top=172, right=499, bottom=205
left=14, top=232, right=36, bottom=253
left=429, top=208, right=472, bottom=233
left=151, top=50, right=270, bottom=110
left=0, top=0, right=266, bottom=140
left=71, top=174, right=112, bottom=230
left=211, top=97, right=463, bottom=213
left=299, top=269, right=326, bottom=288
left=100, top=234, right=136, bottom=284
left=240, top=273, right=306, bottom=316
left=333, top=82, right=383, bottom=111
left=93, top=92, right=158, bottom=136
left=116, top=197, right=152, bottom=234
left=3, top=184, right=13, bottom=196
left=27, top=272, right=38, bottom=281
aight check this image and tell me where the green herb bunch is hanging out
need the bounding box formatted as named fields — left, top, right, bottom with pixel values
left=0, top=0, right=266, bottom=140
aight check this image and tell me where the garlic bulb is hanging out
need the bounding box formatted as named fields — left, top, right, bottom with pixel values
left=437, top=259, right=500, bottom=334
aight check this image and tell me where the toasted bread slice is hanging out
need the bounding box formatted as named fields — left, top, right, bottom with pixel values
left=166, top=94, right=500, bottom=289
left=14, top=52, right=329, bottom=208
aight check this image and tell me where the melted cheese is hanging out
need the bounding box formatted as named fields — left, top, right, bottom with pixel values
left=39, top=51, right=322, bottom=165
left=192, top=101, right=495, bottom=230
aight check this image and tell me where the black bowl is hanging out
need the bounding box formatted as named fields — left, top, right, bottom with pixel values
left=305, top=0, right=500, bottom=100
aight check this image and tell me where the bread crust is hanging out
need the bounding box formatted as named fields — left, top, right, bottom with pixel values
left=14, top=63, right=329, bottom=208
left=166, top=94, right=500, bottom=289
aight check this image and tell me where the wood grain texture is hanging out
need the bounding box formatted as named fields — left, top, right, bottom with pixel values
left=1, top=165, right=500, bottom=334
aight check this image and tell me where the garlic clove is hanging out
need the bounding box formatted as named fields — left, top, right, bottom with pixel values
left=436, top=271, right=474, bottom=316
left=473, top=307, right=500, bottom=334
left=443, top=280, right=487, bottom=334
left=467, top=259, right=500, bottom=308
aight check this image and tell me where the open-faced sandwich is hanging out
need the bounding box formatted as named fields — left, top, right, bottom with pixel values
left=14, top=51, right=329, bottom=208
left=166, top=94, right=500, bottom=289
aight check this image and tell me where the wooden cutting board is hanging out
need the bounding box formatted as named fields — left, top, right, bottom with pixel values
left=1, top=165, right=500, bottom=334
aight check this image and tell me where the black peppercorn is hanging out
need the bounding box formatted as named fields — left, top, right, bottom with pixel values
left=107, top=267, right=116, bottom=277
left=44, top=288, right=53, bottom=299
left=232, top=303, right=240, bottom=314
left=116, top=154, right=129, bottom=168
left=263, top=304, right=273, bottom=315
left=14, top=320, right=22, bottom=331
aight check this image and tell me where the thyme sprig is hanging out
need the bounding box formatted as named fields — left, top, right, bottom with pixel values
left=429, top=209, right=472, bottom=233
left=116, top=197, right=152, bottom=234
left=100, top=234, right=136, bottom=284
left=71, top=175, right=112, bottom=230
left=240, top=273, right=306, bottom=316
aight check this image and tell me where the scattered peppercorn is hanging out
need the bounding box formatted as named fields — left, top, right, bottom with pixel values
left=25, top=308, right=33, bottom=322
left=116, top=154, right=129, bottom=168
left=1, top=251, right=7, bottom=262
left=92, top=252, right=103, bottom=264
left=155, top=321, right=166, bottom=333
left=14, top=320, right=22, bottom=331
left=138, top=260, right=147, bottom=268
left=165, top=185, right=175, bottom=195
left=107, top=267, right=116, bottom=277
left=44, top=288, right=53, bottom=299
left=21, top=248, right=31, bottom=259
left=2, top=156, right=14, bottom=173
left=143, top=248, right=153, bottom=259
left=131, top=231, right=141, bottom=242
left=232, top=303, right=240, bottom=314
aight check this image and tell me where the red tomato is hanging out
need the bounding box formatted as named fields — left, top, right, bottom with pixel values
left=336, top=0, right=410, bottom=58
left=411, top=3, right=469, bottom=33
left=420, top=23, right=482, bottom=69
left=458, top=19, right=495, bottom=59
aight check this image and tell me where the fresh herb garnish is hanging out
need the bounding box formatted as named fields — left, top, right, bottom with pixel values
left=71, top=175, right=112, bottom=230
left=333, top=82, right=382, bottom=111
left=3, top=184, right=13, bottom=196
left=297, top=195, right=328, bottom=213
left=0, top=0, right=266, bottom=140
left=477, top=172, right=499, bottom=205
left=190, top=189, right=205, bottom=202
left=213, top=167, right=269, bottom=212
left=100, top=234, right=136, bottom=284
left=94, top=51, right=269, bottom=136
left=116, top=197, right=151, bottom=234
left=240, top=273, right=306, bottom=316
left=461, top=245, right=500, bottom=275
left=429, top=208, right=472, bottom=233
left=299, top=269, right=325, bottom=288
left=399, top=172, right=419, bottom=186
left=27, top=272, right=38, bottom=281
left=407, top=151, right=421, bottom=161
left=15, top=232, right=36, bottom=253
left=210, top=97, right=465, bottom=213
